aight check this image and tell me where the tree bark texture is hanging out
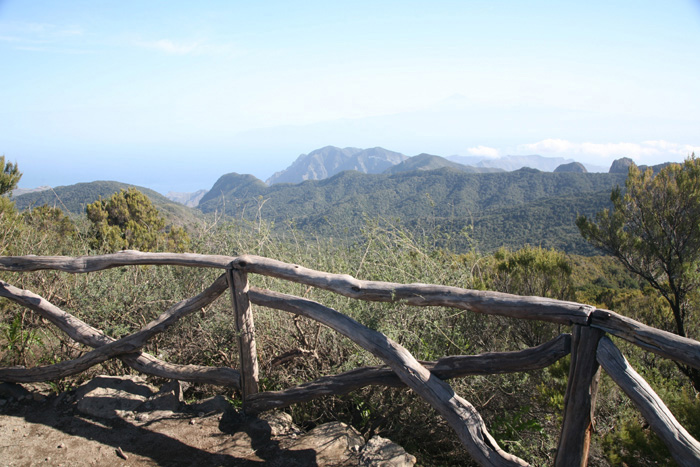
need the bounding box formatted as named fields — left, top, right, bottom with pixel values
left=226, top=267, right=259, bottom=403
left=0, top=250, right=235, bottom=272
left=554, top=325, right=604, bottom=467
left=590, top=308, right=700, bottom=371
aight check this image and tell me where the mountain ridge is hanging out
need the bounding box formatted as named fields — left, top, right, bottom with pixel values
left=448, top=154, right=577, bottom=172
left=266, top=146, right=407, bottom=185
left=384, top=154, right=503, bottom=175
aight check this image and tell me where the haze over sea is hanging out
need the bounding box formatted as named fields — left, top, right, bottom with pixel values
left=1, top=1, right=699, bottom=194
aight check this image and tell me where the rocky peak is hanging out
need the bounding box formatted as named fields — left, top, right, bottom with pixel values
left=609, top=157, right=636, bottom=174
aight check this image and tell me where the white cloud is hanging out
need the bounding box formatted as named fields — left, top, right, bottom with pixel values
left=132, top=38, right=240, bottom=57
left=0, top=22, right=85, bottom=53
left=467, top=145, right=499, bottom=158
left=519, top=139, right=573, bottom=154
left=137, top=39, right=201, bottom=55
left=518, top=139, right=699, bottom=164
left=2, top=22, right=83, bottom=41
left=642, top=140, right=700, bottom=156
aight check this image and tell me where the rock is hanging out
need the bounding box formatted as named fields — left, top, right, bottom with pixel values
left=223, top=410, right=303, bottom=439
left=609, top=157, right=636, bottom=174
left=0, top=382, right=31, bottom=400
left=159, top=379, right=186, bottom=401
left=257, top=411, right=301, bottom=437
left=137, top=379, right=184, bottom=412
left=554, top=162, right=587, bottom=173
left=288, top=421, right=364, bottom=465
left=187, top=394, right=230, bottom=415
left=360, top=435, right=417, bottom=466
left=74, top=375, right=157, bottom=419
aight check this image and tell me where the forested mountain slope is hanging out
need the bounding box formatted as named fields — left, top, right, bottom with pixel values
left=199, top=168, right=627, bottom=254
left=383, top=153, right=502, bottom=174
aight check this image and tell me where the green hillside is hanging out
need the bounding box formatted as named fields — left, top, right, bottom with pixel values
left=13, top=181, right=200, bottom=226
left=470, top=190, right=616, bottom=254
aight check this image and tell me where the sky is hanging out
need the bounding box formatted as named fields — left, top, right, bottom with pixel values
left=1, top=0, right=700, bottom=194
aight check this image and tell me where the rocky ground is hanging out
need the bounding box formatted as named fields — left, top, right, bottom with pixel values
left=0, top=376, right=416, bottom=466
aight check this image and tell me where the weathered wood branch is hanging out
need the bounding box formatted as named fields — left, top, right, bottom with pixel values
left=555, top=325, right=603, bottom=467
left=0, top=252, right=592, bottom=326
left=0, top=278, right=239, bottom=387
left=248, top=286, right=529, bottom=466
left=0, top=279, right=113, bottom=348
left=227, top=268, right=259, bottom=402
left=0, top=274, right=237, bottom=385
left=234, top=255, right=592, bottom=326
left=247, top=333, right=571, bottom=413
left=597, top=337, right=700, bottom=466
left=0, top=250, right=235, bottom=273
left=121, top=353, right=241, bottom=387
left=590, top=309, right=700, bottom=370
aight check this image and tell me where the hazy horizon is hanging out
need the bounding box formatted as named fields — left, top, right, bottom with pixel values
left=2, top=1, right=699, bottom=194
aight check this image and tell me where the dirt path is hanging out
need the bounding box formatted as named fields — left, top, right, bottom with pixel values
left=0, top=378, right=416, bottom=466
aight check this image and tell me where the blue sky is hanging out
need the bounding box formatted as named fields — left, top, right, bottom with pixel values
left=1, top=0, right=699, bottom=193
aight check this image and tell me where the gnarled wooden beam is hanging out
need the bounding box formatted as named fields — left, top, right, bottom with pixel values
left=247, top=333, right=571, bottom=413
left=597, top=337, right=700, bottom=466
left=0, top=250, right=235, bottom=272
left=591, top=309, right=700, bottom=370
left=234, top=254, right=592, bottom=325
left=555, top=325, right=603, bottom=467
left=226, top=268, right=259, bottom=402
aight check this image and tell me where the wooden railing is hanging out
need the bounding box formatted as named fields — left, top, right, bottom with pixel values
left=0, top=251, right=699, bottom=466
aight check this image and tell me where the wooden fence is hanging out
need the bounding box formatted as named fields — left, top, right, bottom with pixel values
left=0, top=250, right=699, bottom=466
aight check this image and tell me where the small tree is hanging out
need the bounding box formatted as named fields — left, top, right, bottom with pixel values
left=577, top=154, right=700, bottom=389
left=86, top=188, right=189, bottom=252
left=488, top=246, right=574, bottom=347
left=0, top=156, right=21, bottom=197
left=491, top=246, right=574, bottom=301
left=21, top=205, right=79, bottom=255
left=0, top=156, right=22, bottom=214
left=23, top=205, right=76, bottom=236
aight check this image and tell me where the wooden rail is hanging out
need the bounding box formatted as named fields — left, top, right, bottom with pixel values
left=0, top=250, right=699, bottom=466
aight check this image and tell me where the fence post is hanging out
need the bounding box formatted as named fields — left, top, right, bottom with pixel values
left=554, top=324, right=604, bottom=467
left=226, top=266, right=259, bottom=406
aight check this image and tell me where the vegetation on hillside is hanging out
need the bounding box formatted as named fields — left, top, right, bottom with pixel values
left=1, top=160, right=698, bottom=466
left=86, top=188, right=190, bottom=252
left=197, top=168, right=627, bottom=255
left=12, top=180, right=199, bottom=227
